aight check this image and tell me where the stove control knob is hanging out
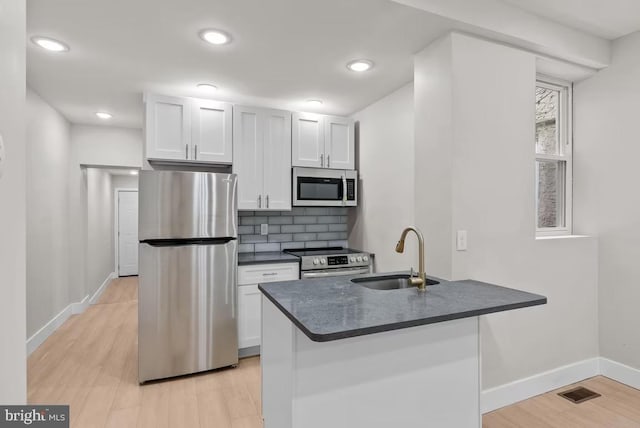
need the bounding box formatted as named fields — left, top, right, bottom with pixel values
left=357, top=256, right=363, bottom=262
left=363, top=256, right=369, bottom=262
left=313, top=258, right=320, bottom=265
left=350, top=257, right=356, bottom=263
left=320, top=258, right=326, bottom=265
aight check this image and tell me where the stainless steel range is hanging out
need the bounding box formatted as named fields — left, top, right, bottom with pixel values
left=284, top=247, right=373, bottom=279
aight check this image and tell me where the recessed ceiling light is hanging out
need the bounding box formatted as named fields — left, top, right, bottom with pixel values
left=197, top=83, right=218, bottom=92
left=95, top=112, right=112, bottom=120
left=347, top=59, right=374, bottom=72
left=130, top=170, right=139, bottom=176
left=306, top=99, right=323, bottom=107
left=31, top=36, right=69, bottom=52
left=199, top=29, right=231, bottom=45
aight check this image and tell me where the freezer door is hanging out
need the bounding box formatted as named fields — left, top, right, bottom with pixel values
left=138, top=240, right=238, bottom=383
left=139, top=171, right=238, bottom=241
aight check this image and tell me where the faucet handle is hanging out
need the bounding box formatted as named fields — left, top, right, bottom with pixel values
left=410, top=267, right=415, bottom=278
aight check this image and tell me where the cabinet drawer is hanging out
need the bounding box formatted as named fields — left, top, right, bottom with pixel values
left=238, top=262, right=299, bottom=286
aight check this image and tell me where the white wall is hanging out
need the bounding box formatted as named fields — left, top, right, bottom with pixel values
left=26, top=88, right=72, bottom=337
left=0, top=0, right=27, bottom=403
left=350, top=83, right=417, bottom=272
left=86, top=169, right=115, bottom=297
left=574, top=31, right=640, bottom=370
left=414, top=33, right=599, bottom=389
left=112, top=174, right=139, bottom=190
left=72, top=124, right=143, bottom=168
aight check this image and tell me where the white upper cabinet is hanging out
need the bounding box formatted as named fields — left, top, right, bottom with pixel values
left=325, top=116, right=355, bottom=170
left=145, top=94, right=191, bottom=161
left=292, top=113, right=354, bottom=170
left=292, top=112, right=325, bottom=168
left=145, top=94, right=232, bottom=164
left=233, top=106, right=263, bottom=210
left=233, top=106, right=291, bottom=211
left=191, top=99, right=233, bottom=163
left=263, top=109, right=292, bottom=210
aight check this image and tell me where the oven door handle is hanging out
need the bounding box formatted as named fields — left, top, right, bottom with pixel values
left=302, top=267, right=370, bottom=279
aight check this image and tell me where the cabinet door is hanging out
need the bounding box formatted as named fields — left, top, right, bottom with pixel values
left=263, top=109, right=292, bottom=210
left=145, top=94, right=191, bottom=161
left=233, top=106, right=264, bottom=210
left=192, top=99, right=233, bottom=163
left=292, top=112, right=325, bottom=168
left=325, top=116, right=355, bottom=170
left=238, top=284, right=262, bottom=349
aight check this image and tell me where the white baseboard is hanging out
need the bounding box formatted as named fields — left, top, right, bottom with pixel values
left=27, top=304, right=73, bottom=356
left=481, top=358, right=600, bottom=413
left=600, top=357, right=640, bottom=390
left=26, top=272, right=116, bottom=355
left=71, top=294, right=90, bottom=314
left=89, top=272, right=116, bottom=304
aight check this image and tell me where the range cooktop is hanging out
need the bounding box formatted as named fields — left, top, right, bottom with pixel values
left=284, top=247, right=372, bottom=271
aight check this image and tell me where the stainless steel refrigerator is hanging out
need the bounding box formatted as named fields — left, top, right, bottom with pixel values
left=138, top=170, right=238, bottom=383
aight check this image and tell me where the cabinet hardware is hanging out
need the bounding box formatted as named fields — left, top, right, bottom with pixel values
left=320, top=154, right=324, bottom=167
left=327, top=155, right=331, bottom=168
left=185, top=144, right=188, bottom=159
left=195, top=144, right=198, bottom=160
left=258, top=195, right=262, bottom=208
left=266, top=195, right=269, bottom=208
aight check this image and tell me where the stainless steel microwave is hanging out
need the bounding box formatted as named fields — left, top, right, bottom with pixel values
left=292, top=167, right=357, bottom=207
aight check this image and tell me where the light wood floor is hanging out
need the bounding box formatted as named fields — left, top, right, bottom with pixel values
left=28, top=277, right=640, bottom=428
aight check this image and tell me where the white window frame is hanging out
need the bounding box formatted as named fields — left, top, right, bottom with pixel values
left=535, top=76, right=573, bottom=237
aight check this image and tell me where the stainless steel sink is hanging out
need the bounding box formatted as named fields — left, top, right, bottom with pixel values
left=351, top=274, right=439, bottom=290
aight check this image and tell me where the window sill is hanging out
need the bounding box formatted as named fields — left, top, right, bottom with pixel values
left=535, top=234, right=591, bottom=241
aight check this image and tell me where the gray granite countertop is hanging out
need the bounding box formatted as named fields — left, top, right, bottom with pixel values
left=238, top=251, right=300, bottom=266
left=259, top=272, right=547, bottom=342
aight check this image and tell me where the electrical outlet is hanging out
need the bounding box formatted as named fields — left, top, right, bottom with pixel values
left=456, top=230, right=467, bottom=251
left=0, top=133, right=5, bottom=180
left=260, top=224, right=268, bottom=235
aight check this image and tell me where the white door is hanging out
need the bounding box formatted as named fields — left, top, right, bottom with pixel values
left=262, top=109, right=292, bottom=210
left=292, top=112, right=325, bottom=168
left=238, top=284, right=262, bottom=348
left=145, top=94, right=191, bottom=161
left=233, top=106, right=264, bottom=210
left=325, top=116, right=355, bottom=170
left=192, top=99, right=233, bottom=163
left=118, top=190, right=139, bottom=276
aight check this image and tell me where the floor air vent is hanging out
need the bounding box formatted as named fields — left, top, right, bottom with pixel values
left=558, top=386, right=601, bottom=404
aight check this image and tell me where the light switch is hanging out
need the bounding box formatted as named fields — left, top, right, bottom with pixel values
left=0, top=133, right=5, bottom=180
left=260, top=224, right=268, bottom=235
left=456, top=230, right=467, bottom=251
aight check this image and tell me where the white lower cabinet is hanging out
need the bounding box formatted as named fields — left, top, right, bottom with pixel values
left=238, top=284, right=262, bottom=349
left=237, top=262, right=299, bottom=351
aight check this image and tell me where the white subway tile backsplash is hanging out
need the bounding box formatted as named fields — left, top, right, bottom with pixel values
left=281, top=225, right=305, bottom=233
left=294, top=233, right=317, bottom=242
left=237, top=211, right=349, bottom=253
left=254, top=243, right=281, bottom=252
left=267, top=216, right=293, bottom=225
left=304, top=241, right=329, bottom=248
left=305, top=224, right=329, bottom=233
left=268, top=234, right=293, bottom=243
left=238, top=243, right=255, bottom=253
left=240, top=234, right=268, bottom=244
left=329, top=223, right=348, bottom=232
left=240, top=216, right=268, bottom=225
left=294, top=216, right=318, bottom=224
left=281, top=242, right=305, bottom=250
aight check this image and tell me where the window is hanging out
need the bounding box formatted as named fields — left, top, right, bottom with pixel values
left=535, top=77, right=572, bottom=236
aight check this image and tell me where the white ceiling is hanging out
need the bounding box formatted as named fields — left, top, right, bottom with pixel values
left=27, top=0, right=459, bottom=128
left=501, top=0, right=640, bottom=40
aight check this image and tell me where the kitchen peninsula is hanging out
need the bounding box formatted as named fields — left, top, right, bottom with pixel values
left=259, top=273, right=546, bottom=428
